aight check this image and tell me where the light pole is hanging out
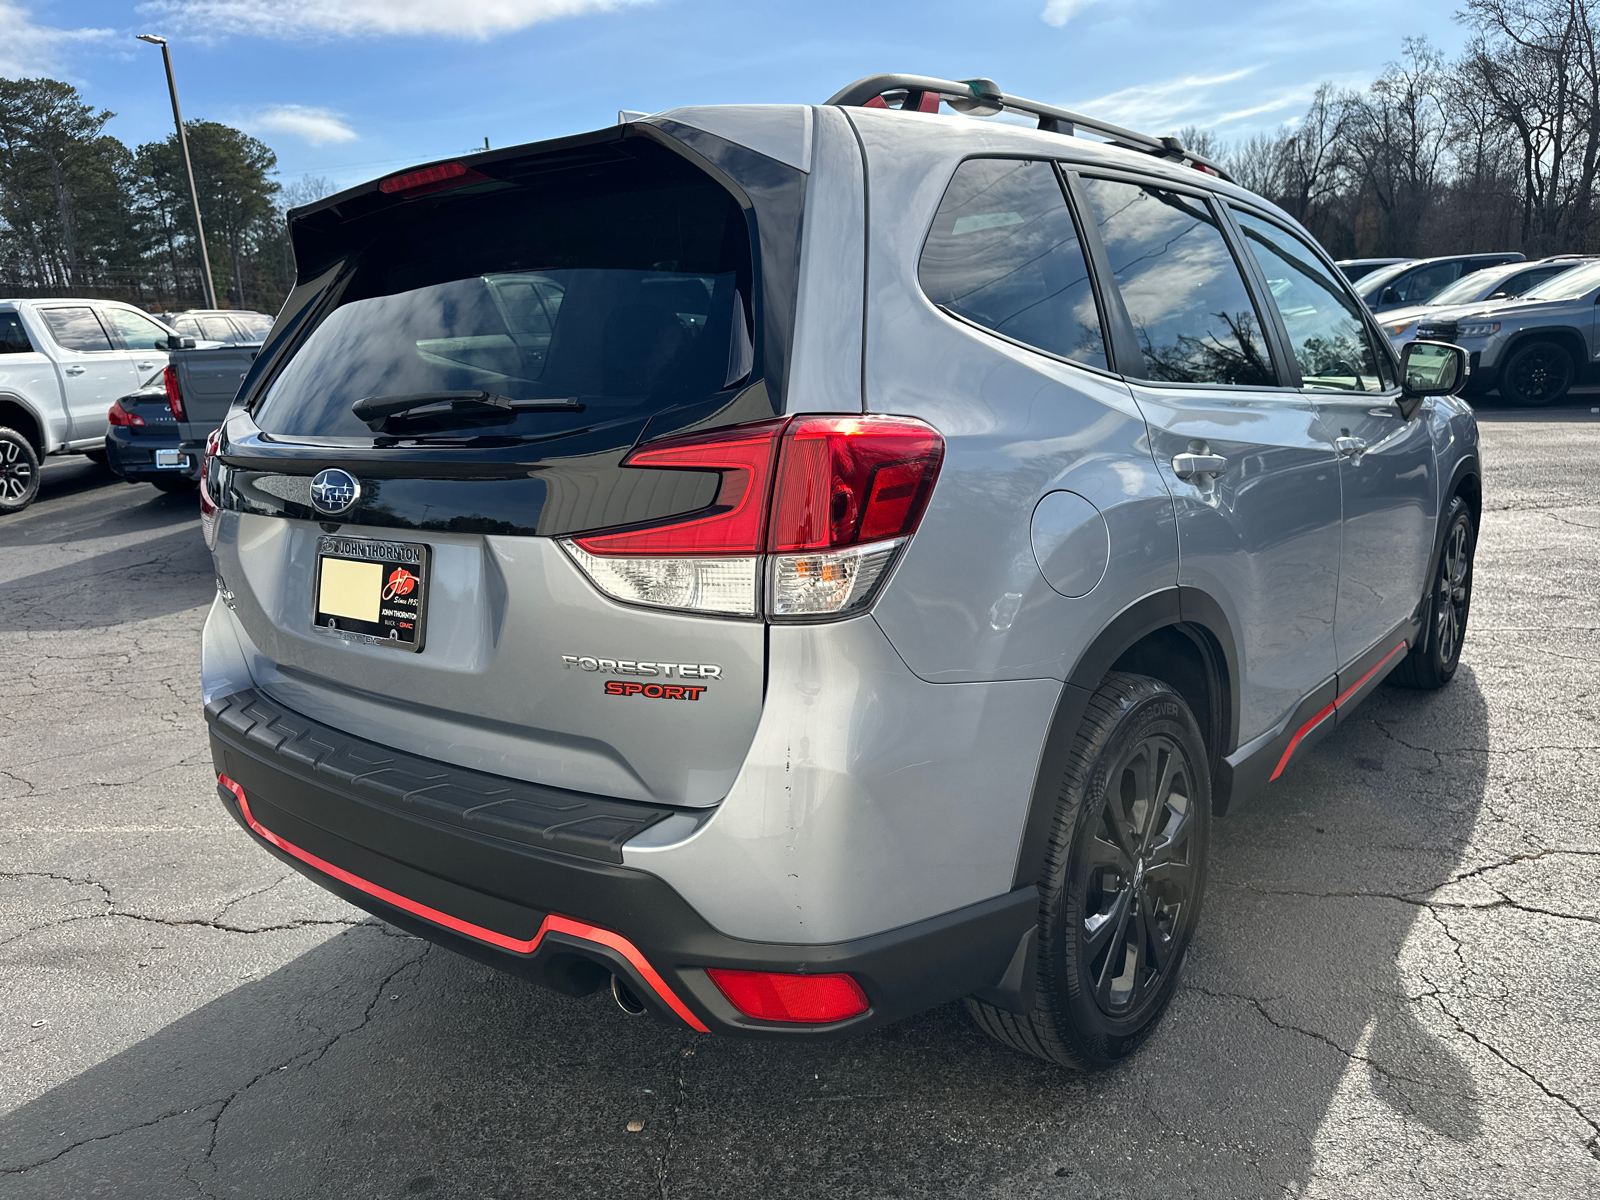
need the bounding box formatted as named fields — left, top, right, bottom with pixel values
left=136, top=34, right=217, bottom=310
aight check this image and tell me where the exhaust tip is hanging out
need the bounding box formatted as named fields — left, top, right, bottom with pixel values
left=611, top=973, right=648, bottom=1017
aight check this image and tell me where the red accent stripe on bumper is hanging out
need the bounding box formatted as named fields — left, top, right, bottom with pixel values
left=1268, top=640, right=1409, bottom=783
left=219, top=773, right=709, bottom=1033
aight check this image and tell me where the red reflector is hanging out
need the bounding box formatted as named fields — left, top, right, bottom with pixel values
left=162, top=366, right=185, bottom=421
left=768, top=416, right=943, bottom=552
left=706, top=969, right=869, bottom=1023
left=573, top=419, right=787, bottom=556
left=107, top=399, right=144, bottom=427
left=378, top=161, right=490, bottom=198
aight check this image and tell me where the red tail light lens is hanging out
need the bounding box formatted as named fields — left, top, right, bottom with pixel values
left=199, top=427, right=221, bottom=548
left=572, top=419, right=787, bottom=556
left=706, top=968, right=869, bottom=1024
left=768, top=416, right=943, bottom=552
left=560, top=414, right=944, bottom=620
left=162, top=366, right=185, bottom=421
left=107, top=399, right=144, bottom=427
left=378, top=162, right=490, bottom=198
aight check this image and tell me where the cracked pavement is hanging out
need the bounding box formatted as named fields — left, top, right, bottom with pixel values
left=2, top=402, right=1597, bottom=1198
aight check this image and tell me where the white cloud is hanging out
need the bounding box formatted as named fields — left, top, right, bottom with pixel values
left=1071, top=67, right=1259, bottom=133
left=137, top=0, right=650, bottom=39
left=0, top=2, right=111, bottom=77
left=1040, top=0, right=1095, bottom=26
left=249, top=105, right=358, bottom=145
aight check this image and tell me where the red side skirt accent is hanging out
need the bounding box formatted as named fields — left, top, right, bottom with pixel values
left=1268, top=641, right=1409, bottom=782
left=219, top=774, right=709, bottom=1033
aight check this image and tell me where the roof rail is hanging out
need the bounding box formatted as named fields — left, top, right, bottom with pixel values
left=825, top=74, right=1234, bottom=184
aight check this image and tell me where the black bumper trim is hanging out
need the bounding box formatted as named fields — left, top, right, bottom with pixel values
left=207, top=690, right=1037, bottom=1037
left=205, top=689, right=673, bottom=864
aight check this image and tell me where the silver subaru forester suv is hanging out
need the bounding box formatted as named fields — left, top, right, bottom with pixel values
left=200, top=75, right=1481, bottom=1067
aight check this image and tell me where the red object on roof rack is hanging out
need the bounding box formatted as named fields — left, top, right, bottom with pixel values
left=826, top=73, right=1235, bottom=184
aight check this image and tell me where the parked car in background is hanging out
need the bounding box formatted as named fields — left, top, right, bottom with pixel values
left=0, top=298, right=185, bottom=513
left=200, top=73, right=1481, bottom=1070
left=106, top=342, right=260, bottom=493
left=1415, top=257, right=1600, bottom=406
left=1379, top=256, right=1593, bottom=349
left=1335, top=256, right=1408, bottom=282
left=1357, top=252, right=1525, bottom=313
left=156, top=309, right=274, bottom=346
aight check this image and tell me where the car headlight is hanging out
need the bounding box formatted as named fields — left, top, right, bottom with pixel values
left=1456, top=322, right=1501, bottom=338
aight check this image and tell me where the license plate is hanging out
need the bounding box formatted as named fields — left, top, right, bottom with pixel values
left=155, top=449, right=191, bottom=469
left=312, top=535, right=430, bottom=652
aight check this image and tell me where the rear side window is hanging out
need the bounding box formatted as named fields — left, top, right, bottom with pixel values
left=918, top=158, right=1106, bottom=369
left=102, top=307, right=172, bottom=350
left=1394, top=261, right=1462, bottom=304
left=1233, top=211, right=1388, bottom=392
left=1078, top=178, right=1274, bottom=386
left=0, top=312, right=33, bottom=353
left=233, top=314, right=273, bottom=341
left=255, top=143, right=757, bottom=440
left=199, top=316, right=237, bottom=342
left=42, top=307, right=113, bottom=352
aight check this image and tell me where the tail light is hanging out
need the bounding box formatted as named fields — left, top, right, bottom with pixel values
left=107, top=398, right=144, bottom=427
left=199, top=427, right=221, bottom=549
left=378, top=162, right=490, bottom=198
left=162, top=366, right=185, bottom=420
left=558, top=415, right=943, bottom=619
left=705, top=968, right=869, bottom=1023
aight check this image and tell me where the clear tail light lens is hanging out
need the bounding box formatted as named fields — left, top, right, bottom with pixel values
left=559, top=414, right=943, bottom=620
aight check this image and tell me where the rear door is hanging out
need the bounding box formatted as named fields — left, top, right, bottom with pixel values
left=211, top=129, right=806, bottom=807
left=98, top=305, right=172, bottom=388
left=1229, top=208, right=1436, bottom=679
left=34, top=306, right=140, bottom=441
left=1072, top=172, right=1343, bottom=744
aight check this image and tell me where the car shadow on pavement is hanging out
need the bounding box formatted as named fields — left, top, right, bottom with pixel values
left=0, top=671, right=1492, bottom=1197
left=0, top=524, right=214, bottom=631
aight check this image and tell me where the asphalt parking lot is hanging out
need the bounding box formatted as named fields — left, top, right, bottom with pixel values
left=2, top=397, right=1597, bottom=1200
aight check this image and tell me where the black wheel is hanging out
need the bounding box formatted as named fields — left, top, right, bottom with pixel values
left=967, top=673, right=1210, bottom=1068
left=1499, top=340, right=1573, bottom=407
left=1391, top=495, right=1476, bottom=690
left=83, top=448, right=109, bottom=468
left=151, top=475, right=199, bottom=495
left=0, top=426, right=41, bottom=514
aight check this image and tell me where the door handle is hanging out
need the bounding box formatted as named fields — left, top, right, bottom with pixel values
left=135, top=361, right=158, bottom=370
left=1172, top=444, right=1229, bottom=481
left=1336, top=436, right=1368, bottom=458
left=63, top=364, right=85, bottom=375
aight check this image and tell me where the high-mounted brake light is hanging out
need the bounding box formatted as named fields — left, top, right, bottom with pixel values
left=378, top=161, right=490, bottom=198
left=558, top=415, right=944, bottom=620
left=706, top=968, right=870, bottom=1024
left=162, top=366, right=185, bottom=421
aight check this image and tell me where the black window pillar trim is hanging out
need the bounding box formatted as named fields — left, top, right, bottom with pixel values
left=1214, top=200, right=1301, bottom=389
left=1058, top=168, right=1148, bottom=380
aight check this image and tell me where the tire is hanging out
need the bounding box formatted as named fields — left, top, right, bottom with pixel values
left=83, top=448, right=109, bottom=468
left=0, top=426, right=41, bottom=514
left=151, top=475, right=199, bottom=495
left=967, top=672, right=1210, bottom=1068
left=1499, top=340, right=1574, bottom=407
left=1390, top=495, right=1476, bottom=690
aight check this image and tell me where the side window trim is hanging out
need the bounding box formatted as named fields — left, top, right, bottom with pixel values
left=1228, top=203, right=1402, bottom=392
left=1066, top=168, right=1291, bottom=390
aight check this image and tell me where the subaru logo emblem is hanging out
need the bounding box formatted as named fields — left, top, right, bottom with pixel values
left=309, top=468, right=360, bottom=515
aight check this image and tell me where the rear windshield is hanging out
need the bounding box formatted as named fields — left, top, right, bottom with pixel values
left=254, top=141, right=756, bottom=440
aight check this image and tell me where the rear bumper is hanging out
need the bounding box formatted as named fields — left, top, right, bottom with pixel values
left=106, top=426, right=203, bottom=481
left=206, top=688, right=1036, bottom=1037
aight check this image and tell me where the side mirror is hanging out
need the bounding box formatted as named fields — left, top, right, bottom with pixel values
left=181, top=337, right=196, bottom=349
left=1488, top=291, right=1508, bottom=300
left=1381, top=286, right=1402, bottom=305
left=1398, top=339, right=1467, bottom=418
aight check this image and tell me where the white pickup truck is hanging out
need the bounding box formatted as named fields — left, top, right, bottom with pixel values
left=0, top=298, right=188, bottom=514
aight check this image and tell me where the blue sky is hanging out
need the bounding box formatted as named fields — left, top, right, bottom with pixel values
left=10, top=0, right=1472, bottom=193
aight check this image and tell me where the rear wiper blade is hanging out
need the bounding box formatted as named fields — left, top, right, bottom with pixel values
left=351, top=391, right=584, bottom=429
